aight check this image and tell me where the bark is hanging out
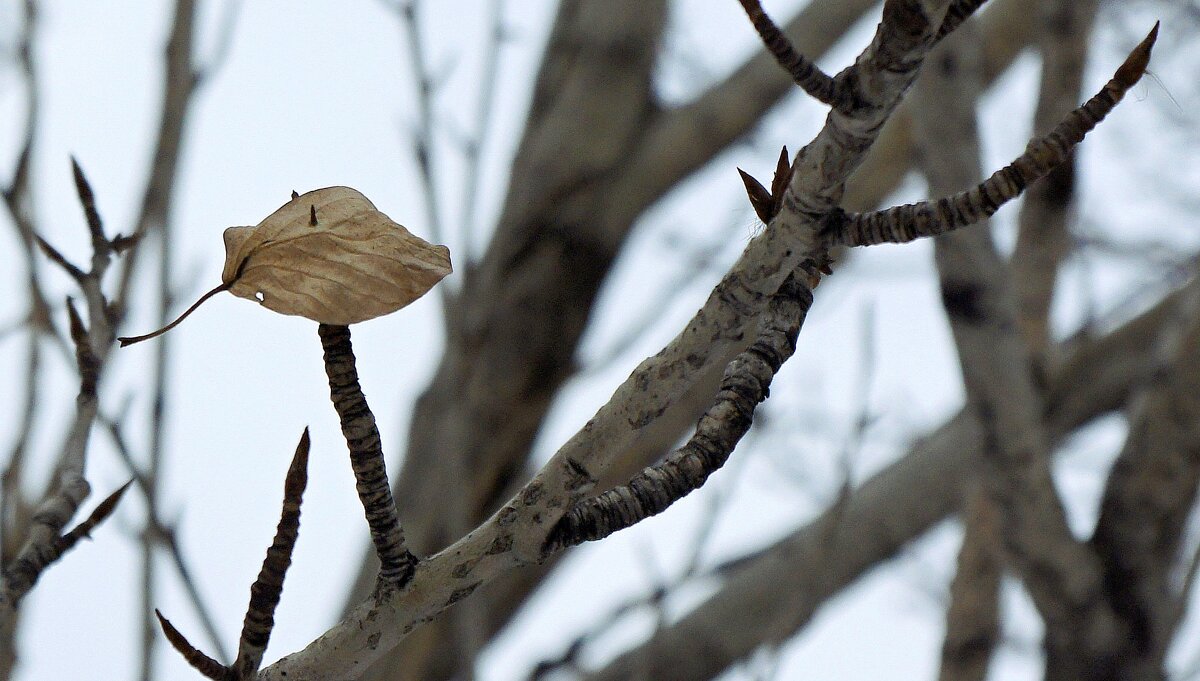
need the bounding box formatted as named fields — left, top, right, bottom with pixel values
left=580, top=277, right=1198, bottom=681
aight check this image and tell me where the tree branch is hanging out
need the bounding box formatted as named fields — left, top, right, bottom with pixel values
left=822, top=24, right=1158, bottom=250
left=319, top=324, right=417, bottom=587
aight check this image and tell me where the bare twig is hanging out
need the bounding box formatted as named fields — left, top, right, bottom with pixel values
left=735, top=0, right=843, bottom=107
left=318, top=324, right=417, bottom=587
left=1010, top=0, right=1099, bottom=363
left=230, top=429, right=310, bottom=679
left=822, top=24, right=1158, bottom=249
left=155, top=610, right=226, bottom=680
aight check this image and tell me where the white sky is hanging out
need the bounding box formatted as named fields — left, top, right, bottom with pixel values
left=1, top=1, right=1198, bottom=680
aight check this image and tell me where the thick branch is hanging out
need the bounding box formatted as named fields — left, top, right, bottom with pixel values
left=580, top=277, right=1199, bottom=681
left=547, top=269, right=815, bottom=551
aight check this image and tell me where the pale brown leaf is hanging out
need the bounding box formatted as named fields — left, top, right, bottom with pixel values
left=221, top=187, right=451, bottom=325
left=118, top=187, right=451, bottom=346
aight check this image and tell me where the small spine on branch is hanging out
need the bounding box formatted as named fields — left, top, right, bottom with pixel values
left=155, top=609, right=227, bottom=680
left=230, top=429, right=310, bottom=679
left=822, top=23, right=1158, bottom=249
left=318, top=324, right=418, bottom=587
left=52, top=480, right=132, bottom=555
left=544, top=270, right=816, bottom=552
left=66, top=298, right=98, bottom=397
left=736, top=0, right=844, bottom=107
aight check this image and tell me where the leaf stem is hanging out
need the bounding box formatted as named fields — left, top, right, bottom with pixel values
left=117, top=282, right=230, bottom=347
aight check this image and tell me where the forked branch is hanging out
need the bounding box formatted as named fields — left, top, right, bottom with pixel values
left=737, top=0, right=992, bottom=110
left=820, top=23, right=1158, bottom=249
left=156, top=430, right=311, bottom=680
left=231, top=429, right=311, bottom=679
left=546, top=265, right=817, bottom=551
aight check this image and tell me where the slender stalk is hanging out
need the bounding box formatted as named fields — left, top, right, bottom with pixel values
left=318, top=324, right=417, bottom=587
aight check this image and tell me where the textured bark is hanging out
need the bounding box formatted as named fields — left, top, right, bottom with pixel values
left=914, top=22, right=1150, bottom=680
left=351, top=1, right=886, bottom=678
left=548, top=271, right=815, bottom=550
left=319, top=324, right=415, bottom=587
left=332, top=2, right=1145, bottom=680
left=580, top=275, right=1199, bottom=681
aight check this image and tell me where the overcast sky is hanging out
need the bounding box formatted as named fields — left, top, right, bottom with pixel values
left=2, top=1, right=1198, bottom=679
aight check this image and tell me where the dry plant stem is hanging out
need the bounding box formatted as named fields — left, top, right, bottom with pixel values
left=318, top=324, right=417, bottom=587
left=230, top=430, right=311, bottom=679
left=155, top=610, right=226, bottom=680
left=581, top=277, right=1198, bottom=681
left=823, top=24, right=1158, bottom=250
left=0, top=0, right=48, bottom=573
left=131, top=2, right=201, bottom=677
left=459, top=0, right=505, bottom=261
left=116, top=282, right=230, bottom=346
left=547, top=269, right=815, bottom=550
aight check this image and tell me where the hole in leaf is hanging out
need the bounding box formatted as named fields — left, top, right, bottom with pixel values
left=255, top=291, right=265, bottom=302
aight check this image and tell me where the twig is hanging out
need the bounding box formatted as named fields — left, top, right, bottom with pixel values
left=395, top=2, right=447, bottom=262
left=936, top=0, right=991, bottom=42
left=545, top=267, right=816, bottom=550
left=230, top=430, right=310, bottom=679
left=318, top=324, right=418, bottom=587
left=193, top=0, right=244, bottom=87
left=735, top=0, right=843, bottom=108
left=155, top=610, right=226, bottom=680
left=821, top=24, right=1158, bottom=250
left=52, top=481, right=133, bottom=556
left=124, top=3, right=202, bottom=677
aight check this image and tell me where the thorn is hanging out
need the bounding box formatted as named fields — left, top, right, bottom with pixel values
left=291, top=190, right=299, bottom=200
left=737, top=168, right=774, bottom=224
left=65, top=297, right=87, bottom=345
left=109, top=232, right=142, bottom=254
left=309, top=205, right=318, bottom=227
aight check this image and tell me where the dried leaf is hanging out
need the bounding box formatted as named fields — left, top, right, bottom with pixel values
left=221, top=187, right=451, bottom=324
left=119, top=187, right=451, bottom=346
